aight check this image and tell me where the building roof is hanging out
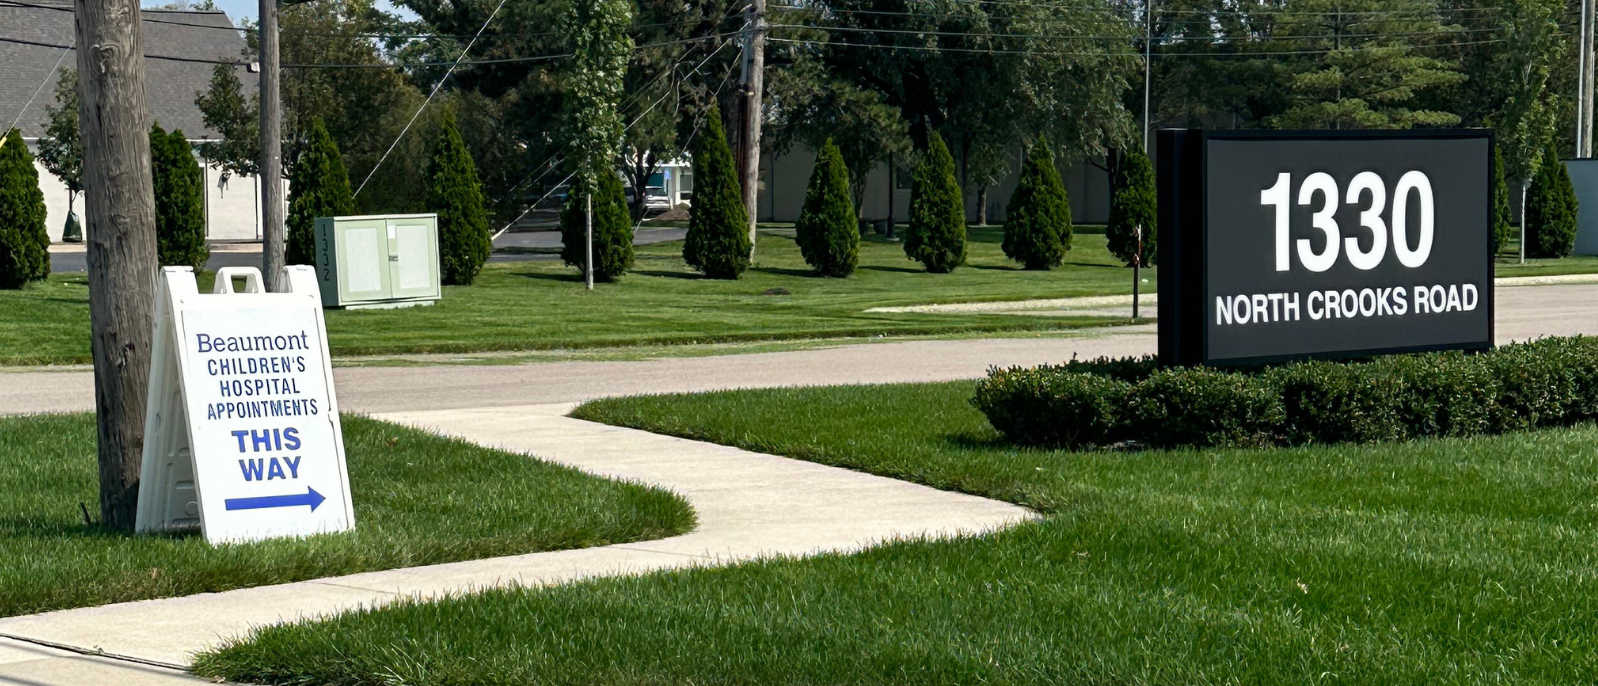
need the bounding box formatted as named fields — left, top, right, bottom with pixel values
left=0, top=0, right=254, bottom=140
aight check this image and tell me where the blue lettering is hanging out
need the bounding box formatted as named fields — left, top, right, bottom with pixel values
left=283, top=427, right=301, bottom=451
left=231, top=430, right=249, bottom=452
left=251, top=430, right=272, bottom=452
left=239, top=458, right=264, bottom=481
left=196, top=333, right=211, bottom=353
left=266, top=459, right=286, bottom=480
left=285, top=455, right=301, bottom=479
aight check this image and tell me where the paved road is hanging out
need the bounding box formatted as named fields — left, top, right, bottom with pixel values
left=48, top=228, right=690, bottom=273
left=6, top=282, right=1598, bottom=417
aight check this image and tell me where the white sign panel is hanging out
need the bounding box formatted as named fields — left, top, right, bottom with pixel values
left=136, top=266, right=354, bottom=544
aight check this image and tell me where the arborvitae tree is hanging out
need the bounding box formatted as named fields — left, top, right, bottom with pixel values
left=904, top=132, right=966, bottom=273
left=150, top=124, right=209, bottom=272
left=683, top=106, right=750, bottom=279
left=1002, top=139, right=1071, bottom=270
left=559, top=170, right=634, bottom=282
left=286, top=117, right=353, bottom=266
left=0, top=128, right=50, bottom=287
left=1526, top=146, right=1577, bottom=258
left=426, top=112, right=492, bottom=285
left=1107, top=150, right=1157, bottom=267
left=1492, top=147, right=1512, bottom=256
left=794, top=139, right=859, bottom=277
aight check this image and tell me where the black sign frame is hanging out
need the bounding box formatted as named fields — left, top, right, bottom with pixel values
left=1157, top=128, right=1496, bottom=367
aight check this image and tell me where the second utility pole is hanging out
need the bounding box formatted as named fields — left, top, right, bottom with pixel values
left=259, top=0, right=285, bottom=291
left=738, top=0, right=766, bottom=260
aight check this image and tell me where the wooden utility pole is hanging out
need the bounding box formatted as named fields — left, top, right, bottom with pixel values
left=738, top=0, right=765, bottom=259
left=1580, top=0, right=1595, bottom=157
left=260, top=0, right=285, bottom=291
left=75, top=0, right=158, bottom=530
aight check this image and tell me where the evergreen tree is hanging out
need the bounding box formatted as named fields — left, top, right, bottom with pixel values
left=559, top=170, right=634, bottom=282
left=683, top=106, right=750, bottom=279
left=1107, top=150, right=1157, bottom=267
left=0, top=128, right=50, bottom=287
left=1001, top=139, right=1070, bottom=270
left=286, top=117, right=353, bottom=266
left=794, top=139, right=859, bottom=277
left=426, top=112, right=492, bottom=285
left=150, top=124, right=209, bottom=272
left=904, top=132, right=966, bottom=273
left=1525, top=146, right=1577, bottom=258
left=1492, top=147, right=1512, bottom=256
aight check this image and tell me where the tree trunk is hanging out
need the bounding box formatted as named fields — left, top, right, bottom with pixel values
left=76, top=0, right=158, bottom=531
left=977, top=185, right=989, bottom=226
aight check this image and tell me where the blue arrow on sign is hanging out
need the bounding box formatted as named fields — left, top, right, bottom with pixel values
left=224, top=487, right=327, bottom=512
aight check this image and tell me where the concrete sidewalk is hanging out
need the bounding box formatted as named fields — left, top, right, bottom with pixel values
left=0, top=404, right=1033, bottom=683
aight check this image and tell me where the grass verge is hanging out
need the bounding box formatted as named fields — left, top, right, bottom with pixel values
left=3, top=229, right=1141, bottom=366
left=197, top=382, right=1598, bottom=684
left=0, top=412, right=694, bottom=618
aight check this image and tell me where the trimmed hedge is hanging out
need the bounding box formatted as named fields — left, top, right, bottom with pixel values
left=975, top=336, right=1598, bottom=450
left=1001, top=139, right=1070, bottom=270
left=683, top=105, right=751, bottom=280
left=904, top=132, right=967, bottom=273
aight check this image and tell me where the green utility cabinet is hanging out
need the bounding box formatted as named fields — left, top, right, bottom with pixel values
left=313, top=214, right=442, bottom=309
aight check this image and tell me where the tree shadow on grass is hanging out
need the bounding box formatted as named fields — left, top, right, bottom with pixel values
left=859, top=265, right=926, bottom=274
left=513, top=271, right=585, bottom=283
left=942, top=431, right=1015, bottom=451
left=1062, top=261, right=1124, bottom=269
left=632, top=270, right=705, bottom=280
left=751, top=266, right=822, bottom=278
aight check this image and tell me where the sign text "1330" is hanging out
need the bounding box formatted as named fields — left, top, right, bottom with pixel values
left=1259, top=171, right=1435, bottom=272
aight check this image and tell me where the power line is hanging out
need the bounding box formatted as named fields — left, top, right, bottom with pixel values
left=768, top=22, right=1501, bottom=42
left=354, top=0, right=511, bottom=197
left=769, top=34, right=1519, bottom=58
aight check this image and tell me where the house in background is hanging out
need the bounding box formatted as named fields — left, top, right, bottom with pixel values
left=1, top=0, right=264, bottom=243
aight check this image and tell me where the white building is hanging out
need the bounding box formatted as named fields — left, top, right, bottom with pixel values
left=1, top=0, right=265, bottom=243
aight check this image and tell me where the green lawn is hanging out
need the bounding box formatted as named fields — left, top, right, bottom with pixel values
left=4, top=229, right=1141, bottom=366
left=0, top=412, right=694, bottom=618
left=198, top=382, right=1598, bottom=685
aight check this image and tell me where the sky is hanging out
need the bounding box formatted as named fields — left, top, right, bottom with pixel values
left=141, top=0, right=418, bottom=25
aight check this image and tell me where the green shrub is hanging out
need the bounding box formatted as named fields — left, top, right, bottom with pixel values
left=975, top=337, right=1598, bottom=450
left=1272, top=361, right=1406, bottom=444
left=973, top=366, right=1133, bottom=449
left=683, top=106, right=750, bottom=279
left=794, top=139, right=858, bottom=277
left=1371, top=353, right=1498, bottom=438
left=151, top=124, right=208, bottom=272
left=427, top=111, right=492, bottom=285
left=1492, top=147, right=1512, bottom=256
left=1001, top=139, right=1070, bottom=270
left=0, top=128, right=50, bottom=287
left=1130, top=368, right=1282, bottom=448
left=1525, top=147, right=1577, bottom=258
left=559, top=170, right=634, bottom=282
left=1106, top=150, right=1156, bottom=267
left=286, top=117, right=354, bottom=267
left=904, top=132, right=966, bottom=273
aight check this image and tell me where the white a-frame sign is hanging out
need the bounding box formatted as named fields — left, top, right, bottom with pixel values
left=136, top=266, right=355, bottom=544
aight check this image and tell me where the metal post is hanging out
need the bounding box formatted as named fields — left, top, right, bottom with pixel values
left=259, top=0, right=285, bottom=291
left=1520, top=186, right=1527, bottom=264
left=585, top=193, right=594, bottom=290
left=1133, top=224, right=1142, bottom=320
